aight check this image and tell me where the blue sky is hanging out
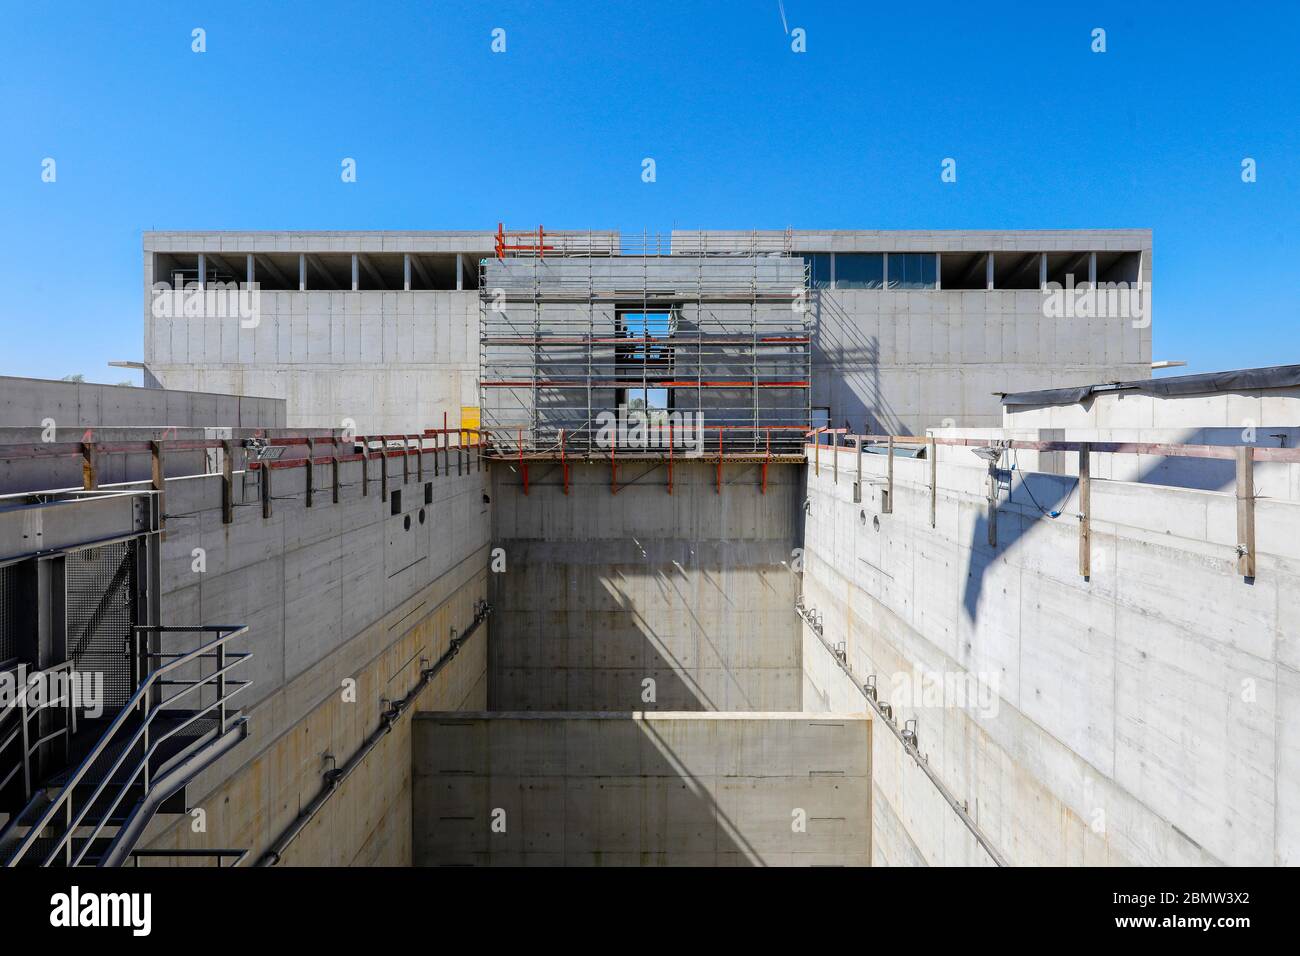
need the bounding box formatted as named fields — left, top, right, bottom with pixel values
left=2, top=1, right=1297, bottom=383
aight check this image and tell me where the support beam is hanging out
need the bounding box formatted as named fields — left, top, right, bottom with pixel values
left=456, top=252, right=464, bottom=290
left=253, top=254, right=291, bottom=289
left=1236, top=446, right=1256, bottom=579
left=986, top=252, right=995, bottom=290
left=305, top=254, right=341, bottom=291
left=403, top=254, right=412, bottom=291
left=357, top=253, right=386, bottom=290
left=197, top=253, right=207, bottom=291
left=204, top=253, right=245, bottom=286
left=351, top=254, right=359, bottom=291
left=409, top=253, right=434, bottom=289
left=298, top=253, right=307, bottom=291
left=246, top=253, right=255, bottom=286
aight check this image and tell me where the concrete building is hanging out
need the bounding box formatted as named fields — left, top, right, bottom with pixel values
left=142, top=228, right=1152, bottom=437
left=5, top=224, right=1294, bottom=870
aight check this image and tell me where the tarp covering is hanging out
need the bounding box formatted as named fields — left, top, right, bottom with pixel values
left=1001, top=365, right=1300, bottom=407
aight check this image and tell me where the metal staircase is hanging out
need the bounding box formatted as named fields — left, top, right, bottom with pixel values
left=0, top=624, right=253, bottom=867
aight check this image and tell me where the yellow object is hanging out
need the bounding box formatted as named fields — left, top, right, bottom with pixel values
left=460, top=406, right=480, bottom=444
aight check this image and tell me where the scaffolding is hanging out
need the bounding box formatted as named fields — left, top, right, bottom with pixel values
left=479, top=229, right=812, bottom=461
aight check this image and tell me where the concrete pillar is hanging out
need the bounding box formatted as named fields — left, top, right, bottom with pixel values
left=197, top=253, right=207, bottom=291
left=351, top=254, right=359, bottom=291
left=299, top=253, right=307, bottom=291
left=934, top=252, right=942, bottom=290
left=404, top=254, right=412, bottom=291
left=246, top=253, right=255, bottom=286
left=1038, top=252, right=1047, bottom=290
left=1088, top=251, right=1097, bottom=286
left=986, top=253, right=994, bottom=290
left=456, top=253, right=464, bottom=290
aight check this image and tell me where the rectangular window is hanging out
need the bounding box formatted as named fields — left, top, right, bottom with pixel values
left=804, top=254, right=832, bottom=290
left=887, top=253, right=937, bottom=290
left=834, top=254, right=884, bottom=289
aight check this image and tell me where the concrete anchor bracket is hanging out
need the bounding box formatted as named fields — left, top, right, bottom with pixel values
left=1236, top=445, right=1256, bottom=579
left=1078, top=443, right=1091, bottom=577
left=221, top=439, right=234, bottom=524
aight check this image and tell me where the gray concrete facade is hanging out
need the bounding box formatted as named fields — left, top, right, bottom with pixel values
left=142, top=228, right=1152, bottom=439
left=488, top=460, right=805, bottom=712
left=800, top=437, right=1300, bottom=866
left=413, top=711, right=871, bottom=866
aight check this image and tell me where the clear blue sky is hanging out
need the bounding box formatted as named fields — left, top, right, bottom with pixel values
left=2, top=1, right=1297, bottom=383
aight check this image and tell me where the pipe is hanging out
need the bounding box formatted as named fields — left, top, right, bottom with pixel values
left=256, top=600, right=492, bottom=866
left=794, top=602, right=1009, bottom=867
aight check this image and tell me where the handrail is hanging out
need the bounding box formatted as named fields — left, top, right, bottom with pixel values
left=4, top=624, right=250, bottom=867
left=0, top=660, right=78, bottom=799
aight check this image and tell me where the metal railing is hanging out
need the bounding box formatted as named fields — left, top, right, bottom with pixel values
left=0, top=660, right=79, bottom=801
left=4, top=624, right=251, bottom=867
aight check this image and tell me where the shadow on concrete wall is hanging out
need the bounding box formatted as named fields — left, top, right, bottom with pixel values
left=959, top=433, right=1277, bottom=622
left=813, top=293, right=904, bottom=435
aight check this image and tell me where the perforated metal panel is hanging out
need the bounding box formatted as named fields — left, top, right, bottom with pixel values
left=0, top=564, right=18, bottom=665
left=64, top=540, right=137, bottom=710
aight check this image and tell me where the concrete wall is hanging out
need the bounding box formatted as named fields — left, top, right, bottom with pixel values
left=800, top=441, right=1300, bottom=866
left=0, top=375, right=285, bottom=429
left=131, top=444, right=492, bottom=865
left=488, top=460, right=804, bottom=711
left=412, top=711, right=871, bottom=866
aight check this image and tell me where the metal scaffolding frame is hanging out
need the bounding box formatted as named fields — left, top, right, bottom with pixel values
left=479, top=229, right=812, bottom=460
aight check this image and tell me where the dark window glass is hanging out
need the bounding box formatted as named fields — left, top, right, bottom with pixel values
left=804, top=254, right=831, bottom=289
left=834, top=254, right=884, bottom=289
left=887, top=253, right=937, bottom=290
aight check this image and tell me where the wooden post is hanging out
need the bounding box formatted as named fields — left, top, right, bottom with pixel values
left=331, top=455, right=340, bottom=504
left=928, top=437, right=937, bottom=529
left=261, top=460, right=272, bottom=520
left=401, top=436, right=410, bottom=485
left=1236, top=445, right=1256, bottom=578
left=380, top=448, right=389, bottom=502
left=883, top=436, right=895, bottom=514
left=221, top=439, right=233, bottom=524
left=81, top=441, right=97, bottom=490
left=151, top=440, right=167, bottom=537
left=414, top=434, right=423, bottom=482
left=1078, top=443, right=1091, bottom=577
left=305, top=439, right=315, bottom=508
left=361, top=442, right=370, bottom=497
